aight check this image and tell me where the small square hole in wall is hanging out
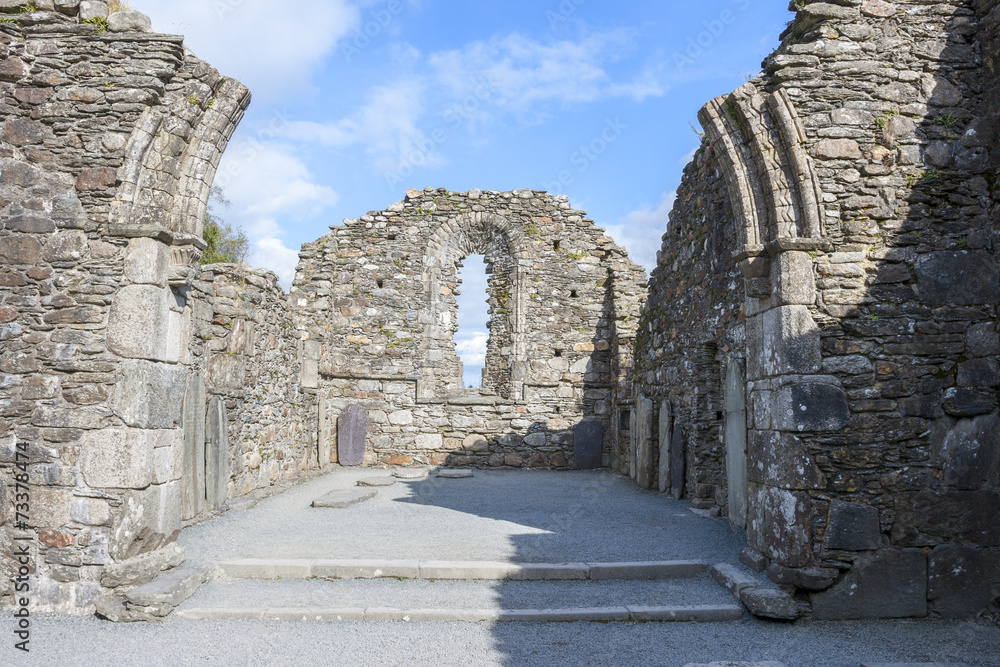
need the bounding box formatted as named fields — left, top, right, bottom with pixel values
left=387, top=234, right=397, bottom=241
left=553, top=240, right=561, bottom=251
left=376, top=279, right=384, bottom=289
left=570, top=290, right=578, bottom=298
left=554, top=349, right=563, bottom=357
left=554, top=406, right=561, bottom=414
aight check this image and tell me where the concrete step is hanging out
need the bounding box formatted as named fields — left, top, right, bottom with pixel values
left=176, top=576, right=742, bottom=623
left=215, top=558, right=709, bottom=581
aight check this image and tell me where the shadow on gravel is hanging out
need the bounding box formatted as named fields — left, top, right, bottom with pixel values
left=394, top=469, right=746, bottom=666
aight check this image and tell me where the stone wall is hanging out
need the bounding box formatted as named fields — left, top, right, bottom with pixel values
left=633, top=0, right=1000, bottom=620
left=0, top=4, right=264, bottom=614
left=292, top=188, right=647, bottom=469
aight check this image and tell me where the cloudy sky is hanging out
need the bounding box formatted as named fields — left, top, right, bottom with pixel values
left=137, top=0, right=791, bottom=386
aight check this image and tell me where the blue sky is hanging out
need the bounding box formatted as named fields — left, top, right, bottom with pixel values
left=138, top=0, right=792, bottom=386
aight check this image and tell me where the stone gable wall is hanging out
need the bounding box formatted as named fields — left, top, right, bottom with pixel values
left=292, top=187, right=647, bottom=469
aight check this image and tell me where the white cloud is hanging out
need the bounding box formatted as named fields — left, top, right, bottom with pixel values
left=278, top=29, right=665, bottom=175
left=456, top=332, right=489, bottom=368
left=135, top=0, right=360, bottom=98
left=603, top=192, right=676, bottom=272
left=429, top=31, right=664, bottom=121
left=283, top=81, right=442, bottom=175
left=214, top=143, right=339, bottom=288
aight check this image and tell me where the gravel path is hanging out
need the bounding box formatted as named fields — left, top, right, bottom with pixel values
left=178, top=469, right=747, bottom=563
left=6, top=614, right=998, bottom=666
left=180, top=575, right=735, bottom=610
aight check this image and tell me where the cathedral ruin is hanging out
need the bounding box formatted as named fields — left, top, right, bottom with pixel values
left=0, top=0, right=998, bottom=623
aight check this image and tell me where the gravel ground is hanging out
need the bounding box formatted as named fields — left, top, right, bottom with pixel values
left=179, top=575, right=735, bottom=610
left=178, top=469, right=747, bottom=564
left=5, top=614, right=998, bottom=666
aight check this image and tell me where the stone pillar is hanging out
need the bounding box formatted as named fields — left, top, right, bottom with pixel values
left=635, top=396, right=655, bottom=490
left=180, top=374, right=206, bottom=520
left=205, top=396, right=229, bottom=511
left=658, top=400, right=672, bottom=494
left=724, top=360, right=748, bottom=528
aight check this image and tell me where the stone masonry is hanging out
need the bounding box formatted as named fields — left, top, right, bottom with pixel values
left=633, top=0, right=1000, bottom=620
left=2, top=0, right=999, bottom=623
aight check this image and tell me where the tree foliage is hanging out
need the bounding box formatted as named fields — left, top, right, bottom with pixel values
left=200, top=186, right=249, bottom=265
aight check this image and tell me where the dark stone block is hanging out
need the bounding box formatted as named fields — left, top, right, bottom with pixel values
left=766, top=563, right=839, bottom=591
left=670, top=423, right=685, bottom=500
left=0, top=235, right=42, bottom=265
left=747, top=485, right=813, bottom=568
left=826, top=500, right=881, bottom=551
left=5, top=214, right=54, bottom=233
left=739, top=587, right=801, bottom=620
left=748, top=430, right=824, bottom=490
left=957, top=359, right=1000, bottom=388
left=811, top=549, right=927, bottom=620
left=893, top=491, right=1000, bottom=547
left=740, top=547, right=768, bottom=573
left=573, top=420, right=603, bottom=469
left=774, top=382, right=850, bottom=432
left=337, top=404, right=368, bottom=467
left=943, top=388, right=997, bottom=417
left=928, top=545, right=1000, bottom=618
left=934, top=415, right=1000, bottom=491
left=206, top=396, right=229, bottom=511
left=916, top=251, right=1000, bottom=306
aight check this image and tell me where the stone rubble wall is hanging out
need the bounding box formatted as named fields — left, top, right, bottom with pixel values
left=292, top=187, right=647, bottom=469
left=0, top=4, right=269, bottom=615
left=633, top=0, right=1000, bottom=620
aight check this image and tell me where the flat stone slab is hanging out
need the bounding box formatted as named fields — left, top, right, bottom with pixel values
left=861, top=664, right=970, bottom=667
left=436, top=469, right=474, bottom=479
left=356, top=477, right=396, bottom=488
left=685, top=663, right=787, bottom=667
left=214, top=559, right=709, bottom=582
left=311, top=489, right=378, bottom=508
left=392, top=469, right=429, bottom=480
left=177, top=605, right=742, bottom=623
left=125, top=562, right=213, bottom=608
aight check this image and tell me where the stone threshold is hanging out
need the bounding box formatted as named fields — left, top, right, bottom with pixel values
left=176, top=604, right=743, bottom=623
left=215, top=559, right=709, bottom=582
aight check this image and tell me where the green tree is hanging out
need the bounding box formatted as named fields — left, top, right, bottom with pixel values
left=200, top=185, right=249, bottom=265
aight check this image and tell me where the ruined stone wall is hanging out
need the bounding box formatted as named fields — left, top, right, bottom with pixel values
left=292, top=188, right=646, bottom=469
left=634, top=0, right=1000, bottom=620
left=0, top=4, right=269, bottom=614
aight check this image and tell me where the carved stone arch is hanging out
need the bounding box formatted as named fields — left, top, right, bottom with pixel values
left=699, top=83, right=826, bottom=255
left=112, top=73, right=250, bottom=238
left=420, top=212, right=531, bottom=400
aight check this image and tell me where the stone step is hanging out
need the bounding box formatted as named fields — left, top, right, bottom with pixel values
left=177, top=605, right=742, bottom=623
left=176, top=575, right=742, bottom=623
left=215, top=558, right=709, bottom=581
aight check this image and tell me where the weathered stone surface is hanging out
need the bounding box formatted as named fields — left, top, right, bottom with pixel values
left=312, top=488, right=377, bottom=508
left=42, top=231, right=89, bottom=263
left=826, top=501, right=881, bottom=551
left=934, top=415, right=1000, bottom=491
left=766, top=563, right=838, bottom=591
left=124, top=562, right=213, bottom=608
left=75, top=166, right=116, bottom=190
left=101, top=543, right=184, bottom=588
left=812, top=138, right=862, bottom=159
left=916, top=251, right=1000, bottom=307
left=206, top=354, right=246, bottom=393
left=658, top=400, right=671, bottom=494
left=928, top=545, right=1000, bottom=618
left=438, top=469, right=474, bottom=478
left=107, top=285, right=173, bottom=362
left=180, top=373, right=206, bottom=521
left=747, top=430, right=823, bottom=490
left=0, top=235, right=42, bottom=265
left=573, top=420, right=603, bottom=469
left=110, top=359, right=187, bottom=429
left=80, top=428, right=156, bottom=490
left=739, top=587, right=801, bottom=620
left=812, top=549, right=927, bottom=620
left=107, top=9, right=151, bottom=32
left=337, top=405, right=368, bottom=466
left=771, top=382, right=850, bottom=433
left=124, top=237, right=169, bottom=287
left=747, top=485, right=812, bottom=568
left=357, top=476, right=396, bottom=488
left=942, top=388, right=996, bottom=418
left=670, top=423, right=685, bottom=501
left=747, top=306, right=822, bottom=380
left=893, top=491, right=1000, bottom=547
left=860, top=0, right=896, bottom=17
left=205, top=396, right=229, bottom=511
